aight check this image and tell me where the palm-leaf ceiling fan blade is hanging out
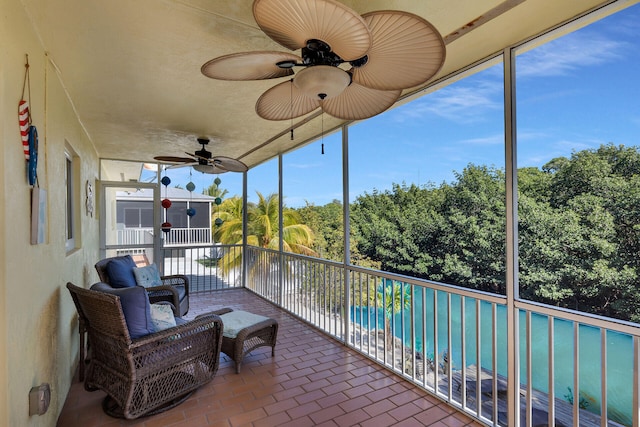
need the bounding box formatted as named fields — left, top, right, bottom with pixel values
left=186, top=151, right=208, bottom=162
left=321, top=81, right=401, bottom=121
left=212, top=156, right=249, bottom=173
left=201, top=51, right=300, bottom=80
left=253, top=0, right=372, bottom=61
left=194, top=164, right=230, bottom=174
left=166, top=163, right=195, bottom=170
left=154, top=156, right=194, bottom=163
left=256, top=79, right=321, bottom=120
left=351, top=11, right=446, bottom=91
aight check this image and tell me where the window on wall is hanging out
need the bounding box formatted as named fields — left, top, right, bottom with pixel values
left=515, top=4, right=640, bottom=322
left=65, top=145, right=79, bottom=252
left=349, top=59, right=506, bottom=294
left=283, top=129, right=343, bottom=261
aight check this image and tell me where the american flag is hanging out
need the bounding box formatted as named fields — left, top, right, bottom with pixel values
left=18, top=100, right=30, bottom=160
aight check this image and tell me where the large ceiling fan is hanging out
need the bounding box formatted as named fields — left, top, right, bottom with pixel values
left=201, top=0, right=446, bottom=122
left=154, top=138, right=248, bottom=174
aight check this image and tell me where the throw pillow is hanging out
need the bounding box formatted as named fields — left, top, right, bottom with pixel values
left=90, top=282, right=154, bottom=339
left=150, top=303, right=177, bottom=332
left=133, top=263, right=162, bottom=288
left=106, top=256, right=137, bottom=288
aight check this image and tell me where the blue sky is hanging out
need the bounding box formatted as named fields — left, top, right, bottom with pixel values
left=159, top=4, right=639, bottom=209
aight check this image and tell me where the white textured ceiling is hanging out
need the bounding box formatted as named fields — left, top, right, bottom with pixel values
left=23, top=0, right=618, bottom=179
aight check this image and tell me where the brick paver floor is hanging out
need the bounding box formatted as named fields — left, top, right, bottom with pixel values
left=57, top=288, right=483, bottom=426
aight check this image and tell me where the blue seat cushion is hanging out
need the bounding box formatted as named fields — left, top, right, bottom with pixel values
left=175, top=285, right=186, bottom=300
left=106, top=256, right=137, bottom=288
left=91, top=282, right=154, bottom=339
left=147, top=284, right=186, bottom=301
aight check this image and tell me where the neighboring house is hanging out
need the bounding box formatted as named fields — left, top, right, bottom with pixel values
left=116, top=187, right=214, bottom=247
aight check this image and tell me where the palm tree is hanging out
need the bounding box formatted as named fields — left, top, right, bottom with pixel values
left=203, top=180, right=229, bottom=199
left=213, top=196, right=243, bottom=244
left=372, top=279, right=412, bottom=346
left=214, top=192, right=318, bottom=277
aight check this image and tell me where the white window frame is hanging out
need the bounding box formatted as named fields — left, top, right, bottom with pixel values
left=65, top=145, right=80, bottom=252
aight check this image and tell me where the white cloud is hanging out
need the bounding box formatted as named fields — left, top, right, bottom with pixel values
left=517, top=32, right=625, bottom=78
left=517, top=133, right=604, bottom=168
left=458, top=133, right=504, bottom=146
left=287, top=162, right=322, bottom=170
left=395, top=81, right=503, bottom=124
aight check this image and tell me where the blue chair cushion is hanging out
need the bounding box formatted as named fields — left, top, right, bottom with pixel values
left=133, top=263, right=162, bottom=288
left=106, top=256, right=137, bottom=288
left=91, top=282, right=154, bottom=339
left=148, top=285, right=186, bottom=302
left=175, top=285, right=186, bottom=300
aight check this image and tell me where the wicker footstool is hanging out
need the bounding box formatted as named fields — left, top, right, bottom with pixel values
left=219, top=310, right=278, bottom=374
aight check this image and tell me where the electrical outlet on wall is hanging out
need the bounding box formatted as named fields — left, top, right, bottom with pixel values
left=29, top=383, right=51, bottom=416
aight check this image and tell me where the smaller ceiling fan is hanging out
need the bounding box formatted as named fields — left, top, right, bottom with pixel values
left=154, top=138, right=248, bottom=174
left=201, top=0, right=446, bottom=122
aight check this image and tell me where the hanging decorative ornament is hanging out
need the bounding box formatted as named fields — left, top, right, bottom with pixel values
left=213, top=177, right=223, bottom=226
left=213, top=191, right=224, bottom=227
left=185, top=170, right=197, bottom=218
left=161, top=171, right=172, bottom=233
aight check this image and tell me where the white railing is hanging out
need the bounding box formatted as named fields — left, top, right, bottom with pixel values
left=243, top=246, right=639, bottom=427
left=162, top=227, right=211, bottom=246
left=116, top=227, right=212, bottom=247
left=162, top=244, right=243, bottom=292
left=117, top=228, right=154, bottom=245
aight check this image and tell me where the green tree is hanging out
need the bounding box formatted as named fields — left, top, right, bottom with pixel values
left=214, top=192, right=318, bottom=276
left=520, top=144, right=640, bottom=320
left=203, top=180, right=229, bottom=199
left=351, top=167, right=506, bottom=294
left=349, top=147, right=640, bottom=321
left=371, top=279, right=412, bottom=345
left=213, top=196, right=243, bottom=245
left=296, top=199, right=344, bottom=261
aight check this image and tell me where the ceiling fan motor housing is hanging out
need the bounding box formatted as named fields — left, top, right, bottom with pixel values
left=196, top=138, right=212, bottom=160
left=195, top=148, right=212, bottom=159
left=302, top=39, right=344, bottom=67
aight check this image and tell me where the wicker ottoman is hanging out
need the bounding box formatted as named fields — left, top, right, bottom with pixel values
left=219, top=310, right=278, bottom=373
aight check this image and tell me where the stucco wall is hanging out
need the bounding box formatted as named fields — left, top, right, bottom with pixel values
left=1, top=0, right=100, bottom=425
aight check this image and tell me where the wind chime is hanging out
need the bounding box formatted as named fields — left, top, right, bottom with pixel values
left=160, top=173, right=172, bottom=233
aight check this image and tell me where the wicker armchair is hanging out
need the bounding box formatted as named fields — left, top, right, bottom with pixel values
left=66, top=282, right=224, bottom=419
left=95, top=255, right=189, bottom=316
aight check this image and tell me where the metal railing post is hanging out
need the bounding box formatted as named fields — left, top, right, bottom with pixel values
left=342, top=125, right=350, bottom=345
left=504, top=45, right=521, bottom=427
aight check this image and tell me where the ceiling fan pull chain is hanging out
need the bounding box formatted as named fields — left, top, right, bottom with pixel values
left=290, top=79, right=294, bottom=140
left=321, top=112, right=324, bottom=155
